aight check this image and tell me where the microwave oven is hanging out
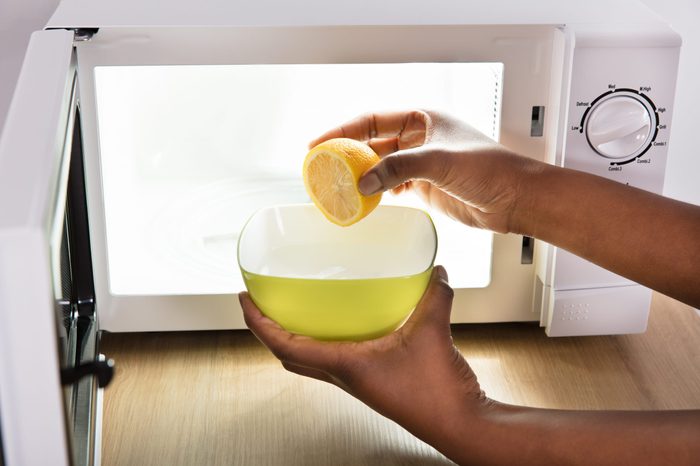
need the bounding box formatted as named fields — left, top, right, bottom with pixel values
left=0, top=0, right=680, bottom=464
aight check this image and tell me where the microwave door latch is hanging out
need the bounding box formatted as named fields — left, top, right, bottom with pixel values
left=60, top=357, right=115, bottom=388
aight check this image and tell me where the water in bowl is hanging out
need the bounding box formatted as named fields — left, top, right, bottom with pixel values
left=242, top=265, right=432, bottom=341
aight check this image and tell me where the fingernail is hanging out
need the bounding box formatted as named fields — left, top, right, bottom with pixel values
left=359, top=172, right=382, bottom=195
left=435, top=265, right=448, bottom=281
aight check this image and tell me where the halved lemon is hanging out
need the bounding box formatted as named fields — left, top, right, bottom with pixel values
left=303, top=138, right=382, bottom=227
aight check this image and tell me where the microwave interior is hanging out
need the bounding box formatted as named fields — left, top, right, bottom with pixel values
left=93, top=62, right=500, bottom=295
left=73, top=25, right=559, bottom=330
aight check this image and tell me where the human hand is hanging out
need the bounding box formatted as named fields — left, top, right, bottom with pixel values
left=309, top=110, right=544, bottom=234
left=239, top=266, right=489, bottom=450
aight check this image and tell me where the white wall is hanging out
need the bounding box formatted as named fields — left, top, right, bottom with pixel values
left=639, top=0, right=700, bottom=205
left=0, top=0, right=60, bottom=133
left=1, top=0, right=698, bottom=205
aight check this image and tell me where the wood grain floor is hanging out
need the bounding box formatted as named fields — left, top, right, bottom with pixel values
left=100, top=293, right=700, bottom=465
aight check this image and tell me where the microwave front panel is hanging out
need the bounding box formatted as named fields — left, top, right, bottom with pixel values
left=74, top=25, right=561, bottom=331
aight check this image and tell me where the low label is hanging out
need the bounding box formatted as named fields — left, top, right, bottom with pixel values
left=570, top=125, right=580, bottom=131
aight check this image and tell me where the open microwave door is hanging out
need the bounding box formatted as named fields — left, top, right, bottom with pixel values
left=0, top=29, right=83, bottom=466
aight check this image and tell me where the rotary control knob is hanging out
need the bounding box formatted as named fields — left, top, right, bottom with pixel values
left=585, top=93, right=655, bottom=159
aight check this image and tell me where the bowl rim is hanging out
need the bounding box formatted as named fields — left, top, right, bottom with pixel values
left=237, top=203, right=437, bottom=279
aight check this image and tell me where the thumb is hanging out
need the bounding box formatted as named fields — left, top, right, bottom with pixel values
left=358, top=147, right=446, bottom=196
left=404, top=265, right=454, bottom=331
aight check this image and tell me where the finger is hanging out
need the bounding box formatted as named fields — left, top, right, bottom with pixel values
left=358, top=146, right=449, bottom=196
left=308, top=110, right=429, bottom=148
left=239, top=292, right=341, bottom=371
left=403, top=266, right=454, bottom=332
left=367, top=137, right=399, bottom=157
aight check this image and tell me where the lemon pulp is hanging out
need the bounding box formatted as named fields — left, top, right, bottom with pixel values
left=303, top=138, right=382, bottom=226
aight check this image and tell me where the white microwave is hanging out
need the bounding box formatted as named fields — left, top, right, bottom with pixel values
left=0, top=0, right=681, bottom=464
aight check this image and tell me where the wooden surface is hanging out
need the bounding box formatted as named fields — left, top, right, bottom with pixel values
left=100, top=293, right=700, bottom=465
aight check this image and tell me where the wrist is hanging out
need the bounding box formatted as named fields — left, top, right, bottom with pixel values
left=445, top=400, right=546, bottom=466
left=506, top=155, right=550, bottom=236
left=420, top=396, right=504, bottom=465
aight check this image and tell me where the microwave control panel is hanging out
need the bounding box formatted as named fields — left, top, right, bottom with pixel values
left=543, top=33, right=681, bottom=294
left=562, top=42, right=680, bottom=196
left=539, top=32, right=681, bottom=335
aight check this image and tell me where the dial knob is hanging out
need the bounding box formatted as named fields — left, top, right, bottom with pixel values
left=585, top=95, right=653, bottom=159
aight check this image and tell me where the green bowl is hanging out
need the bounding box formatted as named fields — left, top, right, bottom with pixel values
left=237, top=204, right=437, bottom=341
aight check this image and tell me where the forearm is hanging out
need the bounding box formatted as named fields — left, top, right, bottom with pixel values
left=433, top=402, right=700, bottom=466
left=515, top=163, right=700, bottom=308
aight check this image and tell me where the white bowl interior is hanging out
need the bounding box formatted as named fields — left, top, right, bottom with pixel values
left=238, top=205, right=436, bottom=279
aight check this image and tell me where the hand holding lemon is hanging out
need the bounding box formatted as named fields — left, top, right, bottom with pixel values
left=303, top=138, right=382, bottom=226
left=304, top=110, right=534, bottom=234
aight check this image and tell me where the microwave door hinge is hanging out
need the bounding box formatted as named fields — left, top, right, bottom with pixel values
left=45, top=27, right=99, bottom=41
left=72, top=28, right=98, bottom=41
